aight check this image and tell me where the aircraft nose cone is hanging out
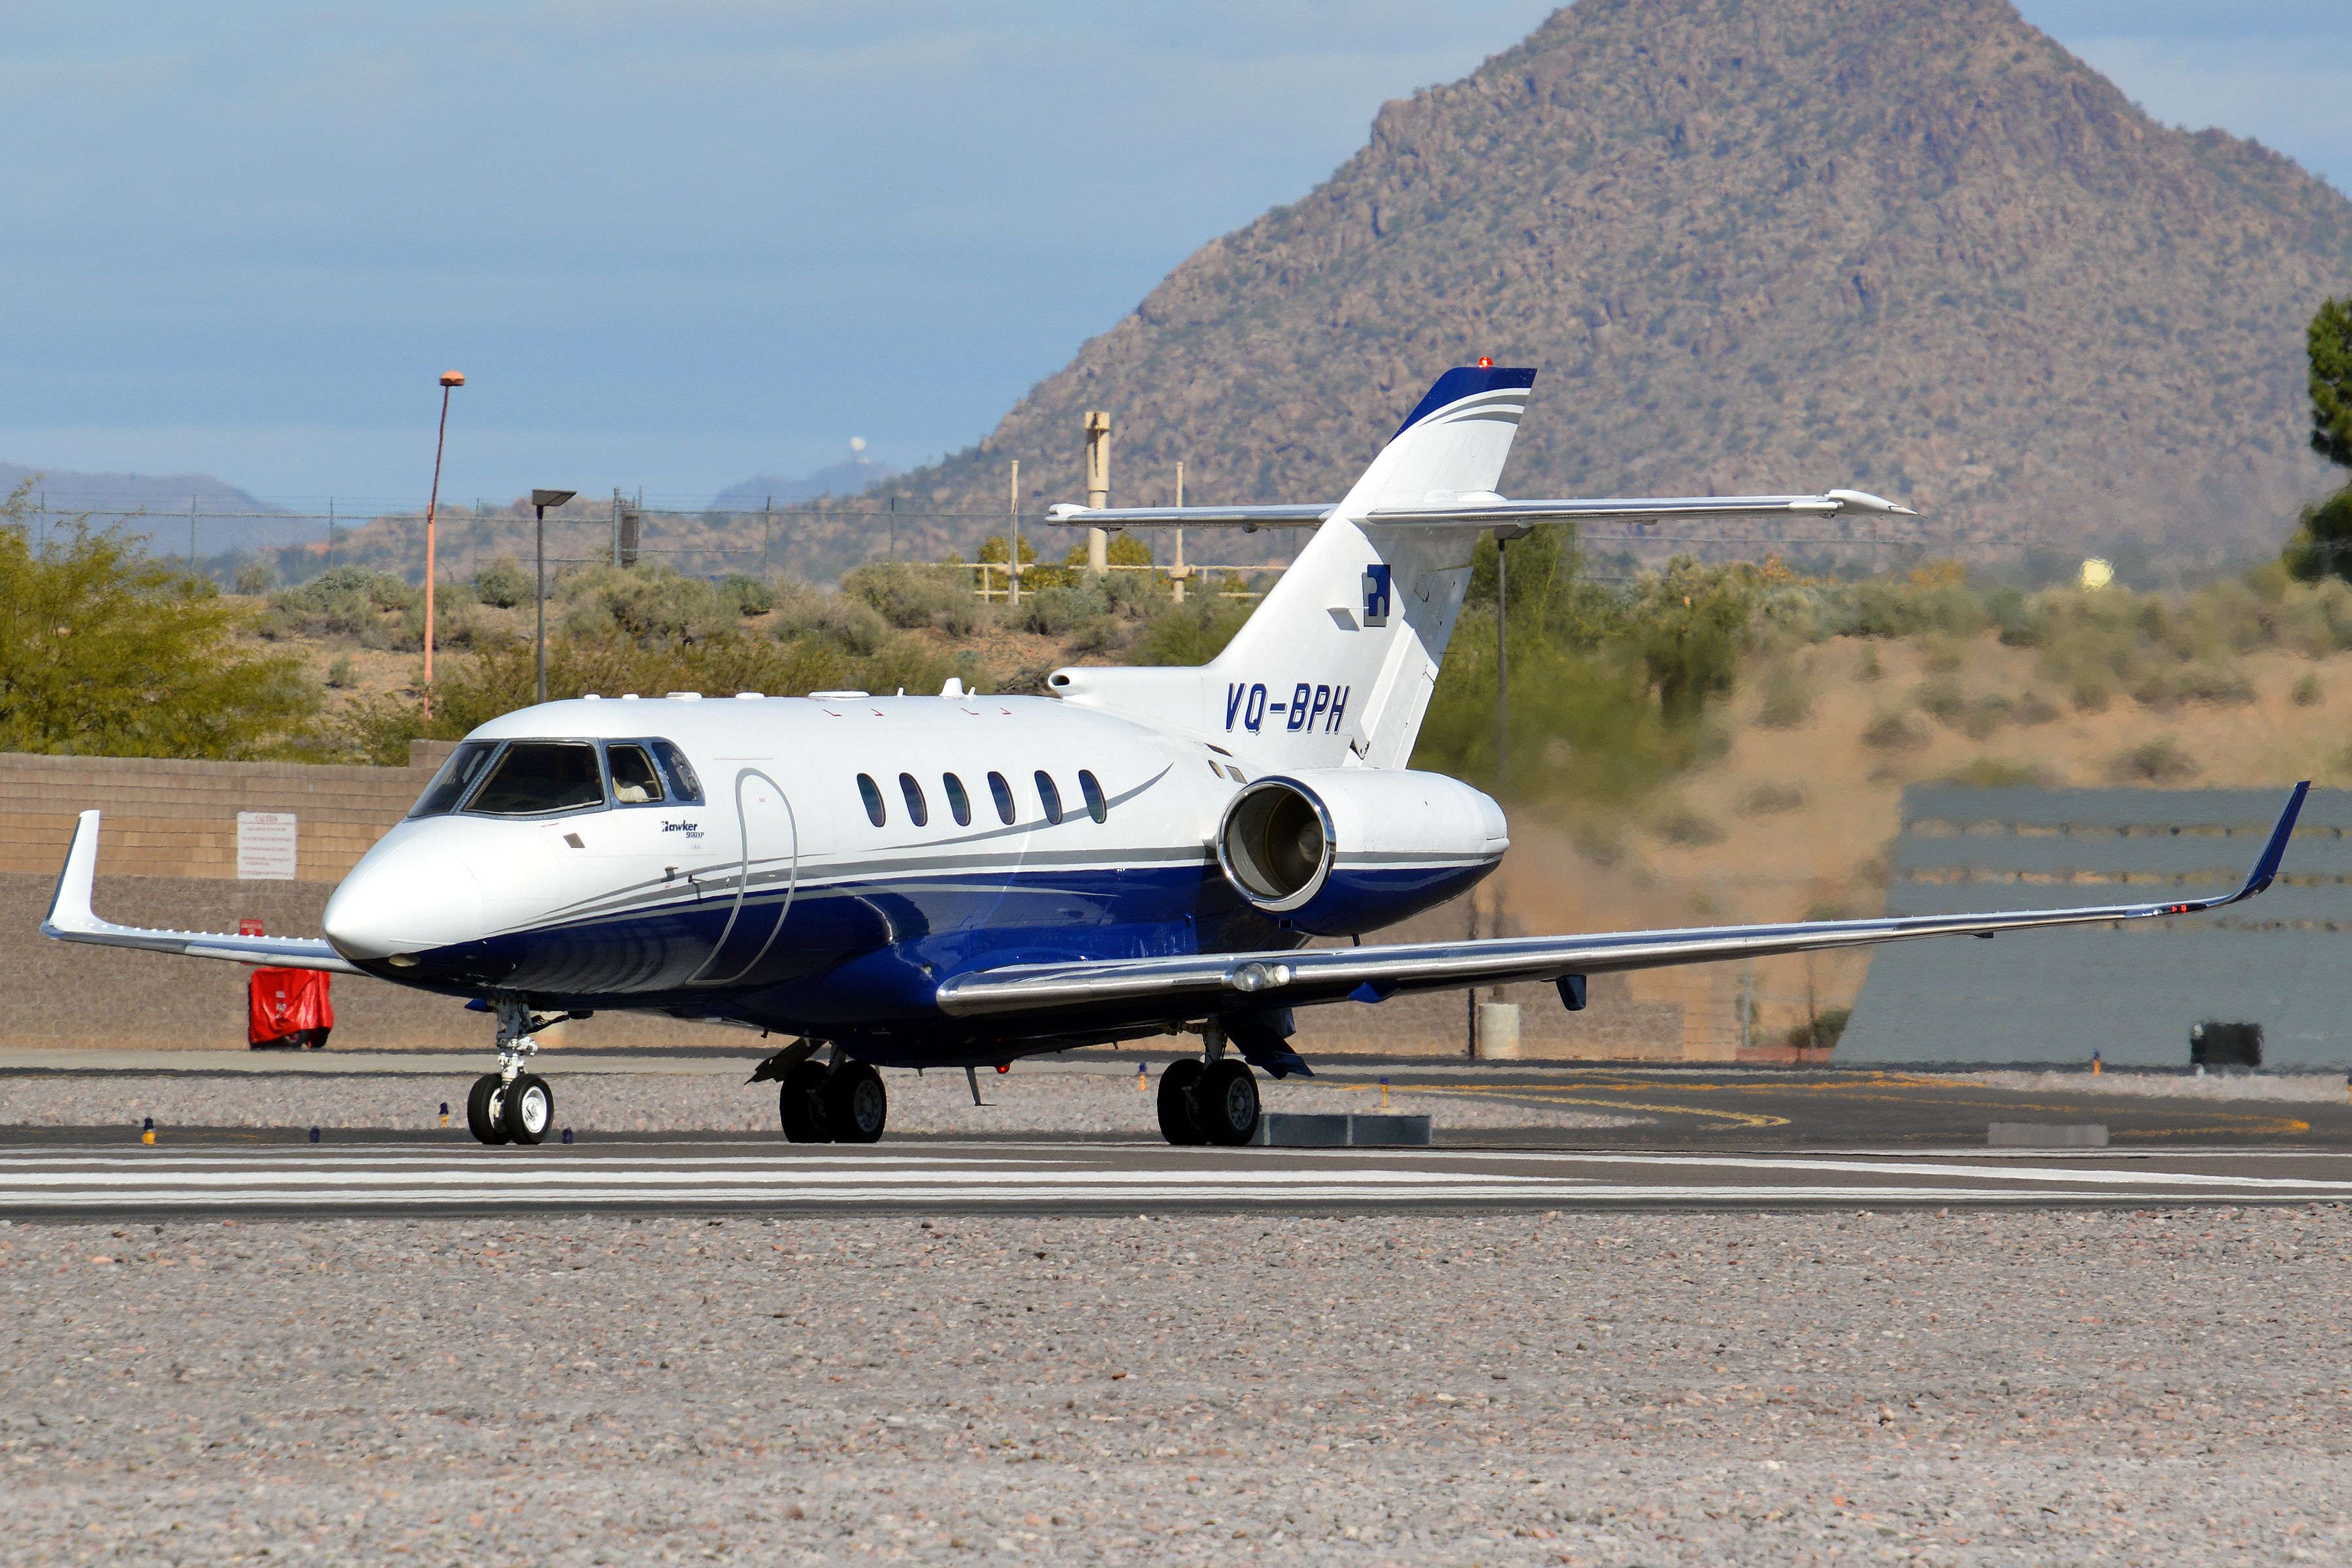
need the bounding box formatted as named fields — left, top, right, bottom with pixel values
left=323, top=848, right=485, bottom=962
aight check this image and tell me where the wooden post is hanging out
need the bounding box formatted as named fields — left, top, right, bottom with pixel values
left=1173, top=460, right=1186, bottom=603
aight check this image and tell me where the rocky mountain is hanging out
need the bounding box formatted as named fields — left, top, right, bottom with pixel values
left=708, top=454, right=896, bottom=513
left=874, top=0, right=2352, bottom=570
left=0, top=463, right=289, bottom=555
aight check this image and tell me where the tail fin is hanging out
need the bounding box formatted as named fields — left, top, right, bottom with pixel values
left=1049, top=366, right=1535, bottom=768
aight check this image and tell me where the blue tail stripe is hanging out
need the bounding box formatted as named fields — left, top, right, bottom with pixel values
left=1393, top=366, right=1540, bottom=438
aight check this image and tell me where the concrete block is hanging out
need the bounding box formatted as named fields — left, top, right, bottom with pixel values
left=1344, top=1113, right=1433, bottom=1147
left=1252, top=1113, right=1352, bottom=1147
left=1476, top=1000, right=1522, bottom=1058
left=1250, top=1113, right=1435, bottom=1147
left=1987, top=1121, right=2108, bottom=1149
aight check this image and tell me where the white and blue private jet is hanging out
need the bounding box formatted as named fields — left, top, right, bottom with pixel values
left=42, top=366, right=2309, bottom=1147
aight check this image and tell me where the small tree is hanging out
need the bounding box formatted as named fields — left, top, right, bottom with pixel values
left=2282, top=296, right=2352, bottom=581
left=0, top=483, right=319, bottom=757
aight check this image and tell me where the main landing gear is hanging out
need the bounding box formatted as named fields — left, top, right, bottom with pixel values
left=465, top=999, right=559, bottom=1147
left=1158, top=1024, right=1261, bottom=1146
left=754, top=1041, right=888, bottom=1144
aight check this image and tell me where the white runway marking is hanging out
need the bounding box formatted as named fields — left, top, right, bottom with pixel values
left=1, top=1145, right=2348, bottom=1214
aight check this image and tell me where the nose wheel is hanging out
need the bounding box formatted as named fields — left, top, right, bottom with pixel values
left=465, top=998, right=563, bottom=1147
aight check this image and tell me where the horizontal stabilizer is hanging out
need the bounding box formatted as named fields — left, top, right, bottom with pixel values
left=1046, top=489, right=1914, bottom=532
left=41, top=811, right=361, bottom=973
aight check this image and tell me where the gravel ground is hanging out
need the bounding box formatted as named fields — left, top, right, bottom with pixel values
left=3, top=1205, right=2347, bottom=1565
left=0, top=1070, right=1643, bottom=1135
left=1960, top=1069, right=2352, bottom=1103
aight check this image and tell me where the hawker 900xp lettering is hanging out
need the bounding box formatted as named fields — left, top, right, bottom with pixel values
left=1224, top=682, right=1350, bottom=735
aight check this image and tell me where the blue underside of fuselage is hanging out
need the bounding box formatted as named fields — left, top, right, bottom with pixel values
left=361, top=857, right=1495, bottom=1066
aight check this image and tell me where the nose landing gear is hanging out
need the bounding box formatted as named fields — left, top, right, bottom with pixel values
left=465, top=1000, right=561, bottom=1147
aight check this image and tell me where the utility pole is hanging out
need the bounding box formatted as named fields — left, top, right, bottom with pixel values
left=326, top=497, right=335, bottom=563
left=531, top=489, right=576, bottom=706
left=189, top=493, right=197, bottom=573
left=890, top=495, right=897, bottom=561
left=421, top=370, right=465, bottom=719
left=1173, top=461, right=1186, bottom=604
left=1009, top=460, right=1021, bottom=607
left=1083, top=410, right=1111, bottom=576
left=763, top=495, right=772, bottom=573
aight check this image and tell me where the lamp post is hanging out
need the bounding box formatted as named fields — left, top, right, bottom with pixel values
left=422, top=371, right=465, bottom=718
left=531, top=489, right=576, bottom=706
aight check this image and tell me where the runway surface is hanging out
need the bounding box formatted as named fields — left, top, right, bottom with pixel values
left=6, top=1141, right=2351, bottom=1218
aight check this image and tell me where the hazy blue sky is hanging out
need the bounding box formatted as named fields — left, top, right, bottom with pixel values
left=2, top=1, right=2346, bottom=510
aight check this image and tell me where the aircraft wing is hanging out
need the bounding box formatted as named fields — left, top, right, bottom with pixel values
left=937, top=783, right=2307, bottom=1020
left=41, top=810, right=363, bottom=975
left=1042, top=489, right=1912, bottom=534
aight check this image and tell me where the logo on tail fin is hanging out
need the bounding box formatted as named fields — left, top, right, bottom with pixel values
left=1362, top=564, right=1392, bottom=628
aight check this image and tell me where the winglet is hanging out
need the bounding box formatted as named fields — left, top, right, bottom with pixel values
left=42, top=809, right=103, bottom=938
left=2227, top=781, right=2309, bottom=904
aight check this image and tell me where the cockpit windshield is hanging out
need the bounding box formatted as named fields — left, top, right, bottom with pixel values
left=466, top=742, right=607, bottom=817
left=408, top=741, right=500, bottom=819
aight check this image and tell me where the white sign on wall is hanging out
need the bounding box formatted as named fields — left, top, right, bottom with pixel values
left=236, top=811, right=298, bottom=880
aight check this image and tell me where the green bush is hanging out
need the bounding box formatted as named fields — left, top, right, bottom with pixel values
left=720, top=574, right=776, bottom=617
left=841, top=561, right=966, bottom=629
left=473, top=557, right=531, bottom=608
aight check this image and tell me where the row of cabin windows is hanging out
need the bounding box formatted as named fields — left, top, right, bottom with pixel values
left=857, top=768, right=1107, bottom=830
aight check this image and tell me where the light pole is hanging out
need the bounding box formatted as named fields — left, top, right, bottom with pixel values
left=531, top=489, right=576, bottom=706
left=422, top=371, right=465, bottom=719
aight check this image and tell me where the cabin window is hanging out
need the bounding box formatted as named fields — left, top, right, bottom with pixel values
left=988, top=771, right=1015, bottom=825
left=649, top=740, right=705, bottom=804
left=1079, top=770, right=1108, bottom=823
left=943, top=772, right=973, bottom=827
left=408, top=741, right=499, bottom=818
left=1035, top=770, right=1063, bottom=825
left=606, top=743, right=666, bottom=806
left=857, top=773, right=886, bottom=826
left=466, top=741, right=606, bottom=816
left=900, top=772, right=930, bottom=827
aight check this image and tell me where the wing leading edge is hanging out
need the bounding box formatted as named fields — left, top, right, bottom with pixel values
left=41, top=810, right=361, bottom=974
left=936, top=783, right=2310, bottom=1019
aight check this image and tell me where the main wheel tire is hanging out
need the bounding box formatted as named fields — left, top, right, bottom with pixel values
left=825, top=1061, right=889, bottom=1144
left=1157, top=1058, right=1209, bottom=1145
left=466, top=1073, right=511, bottom=1145
left=1198, top=1060, right=1261, bottom=1146
left=779, top=1060, right=831, bottom=1142
left=502, top=1073, right=554, bottom=1145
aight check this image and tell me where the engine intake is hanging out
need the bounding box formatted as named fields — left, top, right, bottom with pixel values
left=1214, top=770, right=1507, bottom=936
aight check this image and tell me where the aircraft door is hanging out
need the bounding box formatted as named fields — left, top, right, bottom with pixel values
left=687, top=768, right=796, bottom=986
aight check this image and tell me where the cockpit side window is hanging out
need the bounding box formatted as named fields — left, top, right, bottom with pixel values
left=408, top=741, right=499, bottom=818
left=607, top=743, right=666, bottom=806
left=466, top=741, right=607, bottom=816
left=648, top=740, right=705, bottom=804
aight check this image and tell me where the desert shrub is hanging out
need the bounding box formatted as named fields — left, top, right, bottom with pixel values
left=841, top=561, right=966, bottom=629
left=2013, top=691, right=2061, bottom=725
left=720, top=574, right=776, bottom=617
left=1854, top=645, right=1883, bottom=682
left=1130, top=598, right=1252, bottom=666
left=2112, top=736, right=2197, bottom=783
left=1655, top=809, right=1726, bottom=847
left=325, top=655, right=357, bottom=689
left=473, top=557, right=531, bottom=608
left=233, top=559, right=274, bottom=595
left=1016, top=584, right=1110, bottom=638
left=560, top=564, right=734, bottom=644
left=1915, top=678, right=1967, bottom=725
left=1959, top=695, right=2012, bottom=740
left=2294, top=671, right=2325, bottom=706
left=1739, top=782, right=1808, bottom=816
left=1943, top=758, right=2048, bottom=787
left=1786, top=1005, right=1850, bottom=1052
left=1756, top=662, right=1812, bottom=728
left=1862, top=710, right=1927, bottom=751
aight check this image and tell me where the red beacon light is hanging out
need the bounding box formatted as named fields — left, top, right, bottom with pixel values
left=1476, top=355, right=1493, bottom=368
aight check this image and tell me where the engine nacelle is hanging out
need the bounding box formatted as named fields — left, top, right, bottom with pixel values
left=1215, top=769, right=1509, bottom=937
